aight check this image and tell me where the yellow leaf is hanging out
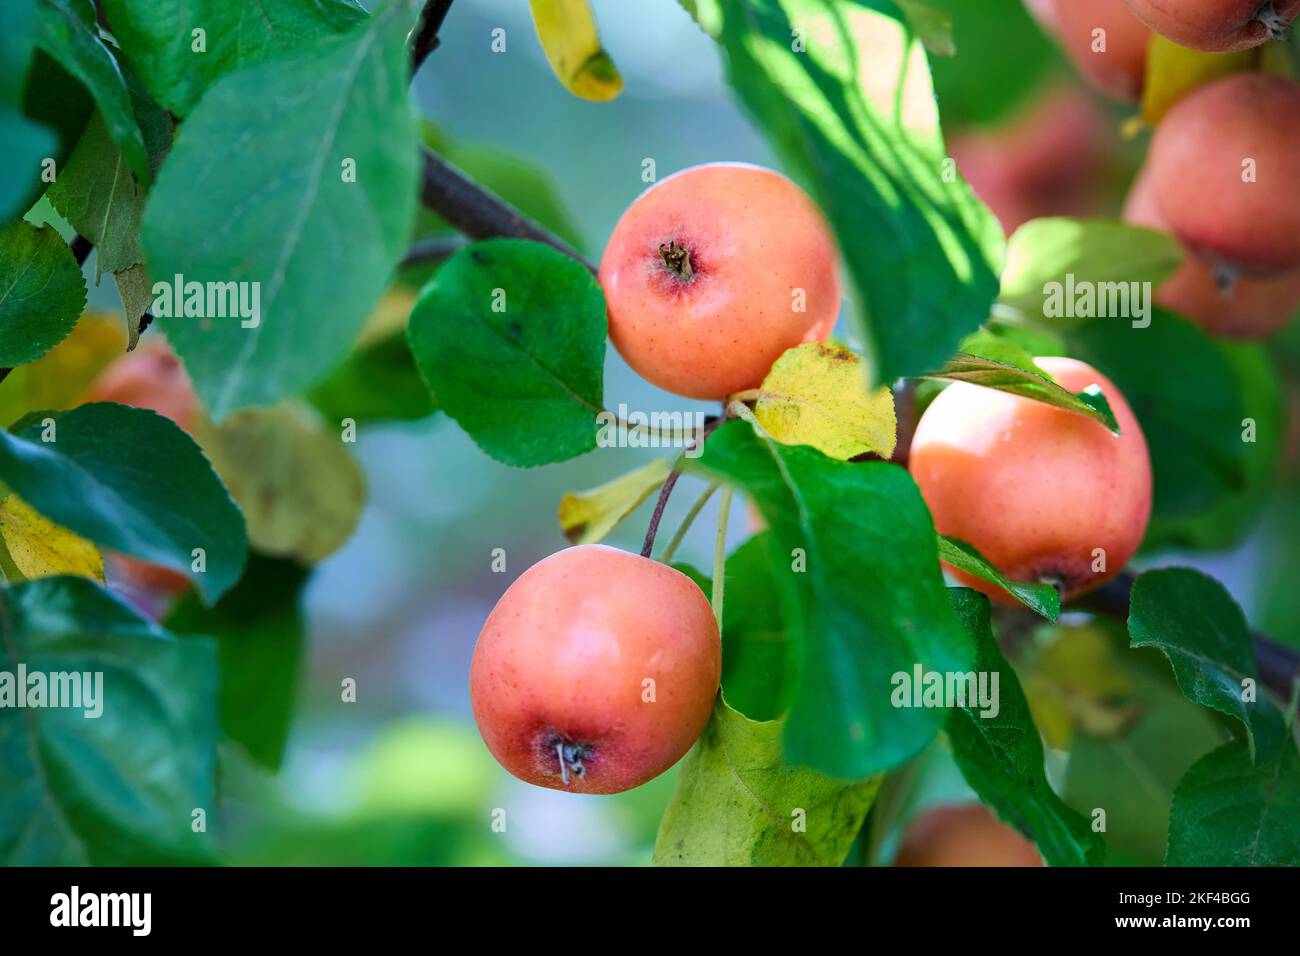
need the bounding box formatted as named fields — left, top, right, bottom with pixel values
left=193, top=403, right=366, bottom=564
left=356, top=286, right=418, bottom=348
left=528, top=0, right=623, bottom=102
left=558, top=458, right=671, bottom=545
left=754, top=343, right=897, bottom=460
left=1141, top=35, right=1256, bottom=128
left=0, top=311, right=126, bottom=427
left=0, top=495, right=104, bottom=582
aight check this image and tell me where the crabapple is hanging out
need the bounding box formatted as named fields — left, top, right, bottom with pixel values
left=894, top=804, right=1044, bottom=867
left=1124, top=164, right=1300, bottom=337
left=1049, top=0, right=1152, bottom=100
left=909, top=357, right=1152, bottom=602
left=470, top=544, right=721, bottom=794
left=86, top=340, right=199, bottom=434
left=952, top=87, right=1110, bottom=234
left=1121, top=0, right=1300, bottom=52
left=1148, top=72, right=1300, bottom=276
left=598, top=163, right=840, bottom=400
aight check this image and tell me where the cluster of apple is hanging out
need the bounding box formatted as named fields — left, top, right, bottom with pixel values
left=1033, top=0, right=1300, bottom=337
left=471, top=163, right=1152, bottom=802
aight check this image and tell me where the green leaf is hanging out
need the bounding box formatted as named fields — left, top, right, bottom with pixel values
left=720, top=533, right=794, bottom=721
left=1127, top=568, right=1263, bottom=752
left=141, top=0, right=420, bottom=418
left=944, top=588, right=1105, bottom=867
left=687, top=420, right=973, bottom=778
left=1069, top=310, right=1248, bottom=520
left=653, top=700, right=880, bottom=866
left=35, top=0, right=149, bottom=184
left=1165, top=704, right=1300, bottom=866
left=408, top=239, right=606, bottom=467
left=0, top=0, right=39, bottom=107
left=0, top=575, right=218, bottom=865
left=0, top=220, right=86, bottom=366
left=1144, top=340, right=1282, bottom=550
left=0, top=107, right=58, bottom=222
left=678, top=532, right=794, bottom=722
left=309, top=330, right=437, bottom=424
left=688, top=0, right=1003, bottom=385
left=167, top=553, right=308, bottom=770
left=45, top=111, right=144, bottom=275
left=923, top=349, right=1120, bottom=433
left=0, top=402, right=247, bottom=603
left=937, top=535, right=1060, bottom=621
left=999, top=218, right=1183, bottom=318
left=100, top=0, right=367, bottom=117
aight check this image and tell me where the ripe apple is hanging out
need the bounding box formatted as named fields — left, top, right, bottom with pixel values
left=1124, top=163, right=1300, bottom=337
left=599, top=163, right=840, bottom=401
left=1049, top=0, right=1153, bottom=100
left=909, top=358, right=1152, bottom=602
left=86, top=340, right=199, bottom=434
left=470, top=544, right=721, bottom=794
left=895, top=804, right=1044, bottom=867
left=1122, top=0, right=1300, bottom=52
left=1147, top=72, right=1300, bottom=276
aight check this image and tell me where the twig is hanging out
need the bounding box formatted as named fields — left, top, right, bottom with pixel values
left=411, top=0, right=455, bottom=74
left=639, top=415, right=723, bottom=558
left=420, top=149, right=595, bottom=273
left=400, top=234, right=465, bottom=267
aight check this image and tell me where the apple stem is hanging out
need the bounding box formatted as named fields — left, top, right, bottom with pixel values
left=659, top=240, right=694, bottom=280
left=712, top=487, right=734, bottom=630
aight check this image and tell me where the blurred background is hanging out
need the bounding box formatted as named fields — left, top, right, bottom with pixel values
left=69, top=0, right=1296, bottom=865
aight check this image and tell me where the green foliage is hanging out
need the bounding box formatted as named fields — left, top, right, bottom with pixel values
left=0, top=575, right=218, bottom=865
left=689, top=420, right=973, bottom=779
left=100, top=0, right=367, bottom=117
left=167, top=554, right=309, bottom=770
left=34, top=0, right=149, bottom=185
left=1128, top=568, right=1263, bottom=751
left=925, top=332, right=1120, bottom=433
left=1165, top=705, right=1300, bottom=866
left=686, top=0, right=1003, bottom=385
left=142, top=0, right=420, bottom=418
left=999, top=218, right=1183, bottom=318
left=936, top=535, right=1060, bottom=620
left=1070, top=311, right=1250, bottom=522
left=0, top=220, right=86, bottom=366
left=0, top=403, right=247, bottom=603
left=653, top=701, right=880, bottom=866
left=408, top=240, right=606, bottom=467
left=944, top=589, right=1105, bottom=867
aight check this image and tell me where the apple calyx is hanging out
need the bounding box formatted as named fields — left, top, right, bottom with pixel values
left=658, top=240, right=694, bottom=280
left=543, top=732, right=594, bottom=785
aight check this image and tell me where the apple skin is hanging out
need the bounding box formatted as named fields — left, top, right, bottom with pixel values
left=1122, top=0, right=1300, bottom=52
left=599, top=163, right=840, bottom=401
left=952, top=87, right=1110, bottom=234
left=895, top=804, right=1044, bottom=867
left=470, top=545, right=721, bottom=794
left=1124, top=163, right=1300, bottom=338
left=86, top=340, right=199, bottom=434
left=1148, top=72, right=1300, bottom=277
left=909, top=358, right=1152, bottom=603
left=1049, top=0, right=1152, bottom=100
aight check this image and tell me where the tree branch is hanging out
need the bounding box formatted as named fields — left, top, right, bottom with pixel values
left=419, top=149, right=595, bottom=273
left=411, top=0, right=455, bottom=74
